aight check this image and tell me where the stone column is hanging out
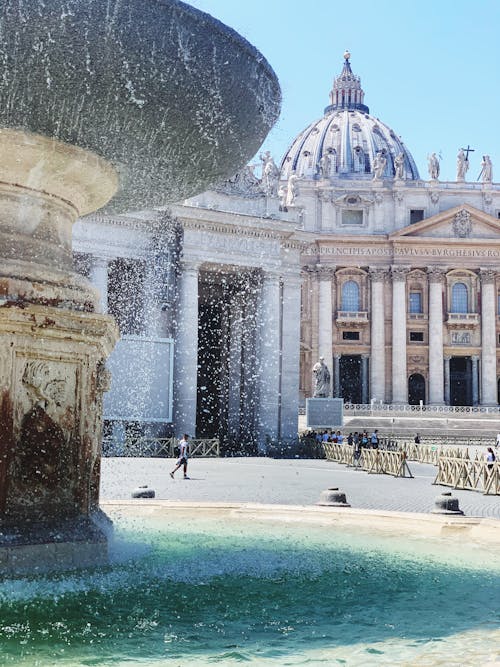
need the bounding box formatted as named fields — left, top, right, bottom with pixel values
left=256, top=271, right=281, bottom=449
left=369, top=268, right=388, bottom=402
left=90, top=256, right=108, bottom=312
left=173, top=260, right=200, bottom=437
left=227, top=293, right=243, bottom=439
left=428, top=268, right=446, bottom=405
left=361, top=354, right=369, bottom=404
left=334, top=354, right=341, bottom=397
left=444, top=355, right=451, bottom=405
left=317, top=266, right=334, bottom=390
left=280, top=273, right=302, bottom=441
left=391, top=266, right=409, bottom=403
left=480, top=269, right=498, bottom=405
left=472, top=354, right=479, bottom=406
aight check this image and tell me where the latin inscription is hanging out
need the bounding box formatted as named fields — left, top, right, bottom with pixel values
left=316, top=246, right=500, bottom=258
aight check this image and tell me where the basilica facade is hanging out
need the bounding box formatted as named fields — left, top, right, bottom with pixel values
left=73, top=53, right=500, bottom=450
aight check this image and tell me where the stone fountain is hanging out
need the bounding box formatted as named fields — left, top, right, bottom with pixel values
left=0, top=0, right=280, bottom=573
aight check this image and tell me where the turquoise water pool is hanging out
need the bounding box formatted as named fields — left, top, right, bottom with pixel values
left=1, top=509, right=499, bottom=666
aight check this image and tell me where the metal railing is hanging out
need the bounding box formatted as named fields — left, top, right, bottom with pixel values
left=433, top=454, right=499, bottom=495
left=103, top=437, right=220, bottom=458
left=323, top=443, right=413, bottom=478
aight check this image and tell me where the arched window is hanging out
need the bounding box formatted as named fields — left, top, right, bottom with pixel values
left=341, top=280, right=360, bottom=311
left=451, top=282, right=468, bottom=313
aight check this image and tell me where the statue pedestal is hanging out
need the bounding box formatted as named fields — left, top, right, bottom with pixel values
left=306, top=398, right=344, bottom=429
left=0, top=305, right=118, bottom=574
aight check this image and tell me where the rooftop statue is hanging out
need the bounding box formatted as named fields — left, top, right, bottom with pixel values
left=428, top=153, right=440, bottom=180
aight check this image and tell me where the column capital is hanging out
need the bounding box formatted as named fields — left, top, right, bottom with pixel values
left=315, top=264, right=336, bottom=281
left=471, top=354, right=480, bottom=362
left=480, top=268, right=497, bottom=284
left=180, top=259, right=201, bottom=274
left=391, top=265, right=410, bottom=281
left=369, top=267, right=390, bottom=283
left=427, top=267, right=447, bottom=283
left=334, top=353, right=341, bottom=360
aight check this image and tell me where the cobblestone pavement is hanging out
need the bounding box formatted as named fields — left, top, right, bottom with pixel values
left=101, top=457, right=500, bottom=519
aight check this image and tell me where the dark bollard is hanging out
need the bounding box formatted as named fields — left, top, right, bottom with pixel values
left=131, top=485, right=156, bottom=499
left=431, top=491, right=464, bottom=515
left=317, top=487, right=351, bottom=507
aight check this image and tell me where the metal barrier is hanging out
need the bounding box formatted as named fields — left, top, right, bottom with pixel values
left=433, top=454, right=500, bottom=495
left=361, top=449, right=413, bottom=478
left=103, top=437, right=220, bottom=458
left=323, top=443, right=413, bottom=478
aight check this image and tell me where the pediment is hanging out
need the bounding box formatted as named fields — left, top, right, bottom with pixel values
left=390, top=204, right=500, bottom=240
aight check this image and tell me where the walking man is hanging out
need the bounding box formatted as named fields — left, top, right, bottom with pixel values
left=170, top=434, right=190, bottom=479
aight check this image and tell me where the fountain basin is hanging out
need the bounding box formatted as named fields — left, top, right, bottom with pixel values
left=0, top=0, right=281, bottom=211
left=0, top=502, right=498, bottom=665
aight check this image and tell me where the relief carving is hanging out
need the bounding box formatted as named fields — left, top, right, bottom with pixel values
left=452, top=210, right=472, bottom=238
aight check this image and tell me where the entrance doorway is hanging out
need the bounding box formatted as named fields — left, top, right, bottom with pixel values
left=408, top=373, right=426, bottom=405
left=450, top=356, right=472, bottom=406
left=339, top=355, right=362, bottom=404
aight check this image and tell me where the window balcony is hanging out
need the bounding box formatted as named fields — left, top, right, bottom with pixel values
left=336, top=311, right=369, bottom=326
left=446, top=312, right=479, bottom=329
left=408, top=312, right=428, bottom=321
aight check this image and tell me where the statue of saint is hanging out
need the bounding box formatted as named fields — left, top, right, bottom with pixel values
left=312, top=357, right=331, bottom=398
left=394, top=153, right=404, bottom=180
left=260, top=150, right=280, bottom=196
left=428, top=153, right=440, bottom=180
left=318, top=152, right=331, bottom=178
left=456, top=149, right=469, bottom=181
left=286, top=171, right=299, bottom=206
left=372, top=152, right=387, bottom=180
left=479, top=155, right=493, bottom=183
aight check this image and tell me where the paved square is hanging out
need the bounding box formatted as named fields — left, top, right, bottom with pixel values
left=101, top=457, right=500, bottom=519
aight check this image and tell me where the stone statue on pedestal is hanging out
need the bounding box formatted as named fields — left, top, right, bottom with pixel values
left=312, top=357, right=331, bottom=397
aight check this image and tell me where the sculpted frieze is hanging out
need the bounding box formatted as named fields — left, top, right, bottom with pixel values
left=193, top=230, right=278, bottom=258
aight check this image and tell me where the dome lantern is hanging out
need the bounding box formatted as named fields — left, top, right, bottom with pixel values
left=325, top=51, right=369, bottom=114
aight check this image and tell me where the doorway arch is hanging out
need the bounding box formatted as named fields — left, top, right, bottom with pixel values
left=408, top=373, right=426, bottom=405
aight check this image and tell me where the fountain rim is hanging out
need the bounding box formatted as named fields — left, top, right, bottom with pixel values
left=102, top=500, right=500, bottom=547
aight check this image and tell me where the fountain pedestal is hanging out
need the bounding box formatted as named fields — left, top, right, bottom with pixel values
left=0, top=131, right=119, bottom=573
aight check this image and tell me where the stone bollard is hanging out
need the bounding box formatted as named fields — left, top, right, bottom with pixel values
left=317, top=487, right=351, bottom=507
left=431, top=491, right=464, bottom=515
left=131, top=485, right=155, bottom=499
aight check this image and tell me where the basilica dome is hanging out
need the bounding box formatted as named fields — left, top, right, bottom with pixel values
left=280, top=52, right=420, bottom=181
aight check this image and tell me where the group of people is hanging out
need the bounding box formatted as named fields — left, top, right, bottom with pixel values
left=306, top=428, right=380, bottom=449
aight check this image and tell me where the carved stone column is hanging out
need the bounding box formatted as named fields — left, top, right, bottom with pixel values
left=90, top=256, right=109, bottom=313
left=361, top=354, right=369, bottom=404
left=256, top=271, right=281, bottom=449
left=280, top=273, right=302, bottom=441
left=173, top=260, right=200, bottom=437
left=472, top=354, right=480, bottom=406
left=444, top=355, right=451, bottom=405
left=480, top=269, right=498, bottom=405
left=369, top=268, right=388, bottom=402
left=428, top=268, right=446, bottom=405
left=334, top=354, right=341, bottom=398
left=391, top=266, right=409, bottom=403
left=317, top=265, right=335, bottom=387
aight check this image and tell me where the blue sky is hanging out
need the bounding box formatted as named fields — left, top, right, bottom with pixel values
left=188, top=0, right=500, bottom=182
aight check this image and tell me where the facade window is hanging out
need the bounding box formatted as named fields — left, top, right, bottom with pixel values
left=341, top=280, right=360, bottom=311
left=342, top=209, right=363, bottom=226
left=410, top=209, right=425, bottom=224
left=409, top=291, right=423, bottom=314
left=343, top=331, right=360, bottom=340
left=451, top=282, right=468, bottom=313
left=108, top=257, right=146, bottom=335
left=409, top=331, right=424, bottom=342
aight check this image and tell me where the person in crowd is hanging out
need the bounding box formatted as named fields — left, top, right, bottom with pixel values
left=370, top=429, right=379, bottom=449
left=337, top=431, right=344, bottom=444
left=486, top=447, right=496, bottom=470
left=415, top=433, right=421, bottom=444
left=361, top=431, right=369, bottom=448
left=347, top=432, right=353, bottom=447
